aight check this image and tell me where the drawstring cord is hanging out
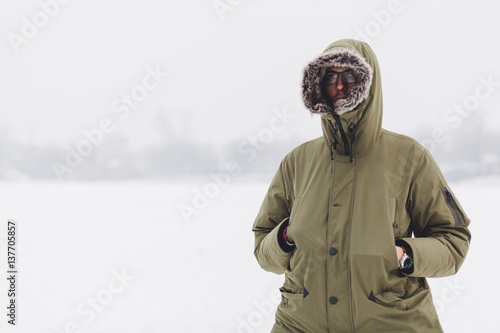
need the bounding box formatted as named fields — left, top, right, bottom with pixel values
left=348, top=123, right=356, bottom=163
left=330, top=117, right=356, bottom=163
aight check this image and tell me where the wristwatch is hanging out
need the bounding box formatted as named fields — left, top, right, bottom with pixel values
left=399, top=247, right=413, bottom=270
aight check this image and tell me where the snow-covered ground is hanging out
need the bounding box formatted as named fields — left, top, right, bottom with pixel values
left=0, top=175, right=497, bottom=332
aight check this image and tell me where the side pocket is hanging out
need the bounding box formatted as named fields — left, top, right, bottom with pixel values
left=369, top=277, right=428, bottom=311
left=278, top=288, right=305, bottom=312
left=276, top=287, right=320, bottom=330
left=441, top=187, right=470, bottom=227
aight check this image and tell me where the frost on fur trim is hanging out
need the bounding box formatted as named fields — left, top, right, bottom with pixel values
left=302, top=48, right=373, bottom=115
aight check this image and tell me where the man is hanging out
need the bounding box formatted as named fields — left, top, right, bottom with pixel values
left=252, top=39, right=471, bottom=332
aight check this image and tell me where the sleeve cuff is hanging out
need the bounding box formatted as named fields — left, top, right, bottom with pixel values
left=277, top=219, right=295, bottom=253
left=396, top=238, right=414, bottom=275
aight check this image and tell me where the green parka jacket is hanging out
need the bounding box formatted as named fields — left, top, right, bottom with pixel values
left=252, top=39, right=471, bottom=332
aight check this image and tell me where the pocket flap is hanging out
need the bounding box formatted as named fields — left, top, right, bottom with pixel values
left=374, top=291, right=403, bottom=303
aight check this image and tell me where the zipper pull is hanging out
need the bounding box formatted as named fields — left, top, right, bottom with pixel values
left=444, top=188, right=452, bottom=201
left=443, top=187, right=463, bottom=226
left=348, top=123, right=355, bottom=132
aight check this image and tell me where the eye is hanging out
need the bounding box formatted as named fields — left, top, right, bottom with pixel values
left=345, top=72, right=356, bottom=82
left=325, top=73, right=338, bottom=84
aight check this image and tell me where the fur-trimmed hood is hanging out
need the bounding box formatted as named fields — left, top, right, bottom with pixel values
left=302, top=39, right=384, bottom=159
left=302, top=46, right=373, bottom=116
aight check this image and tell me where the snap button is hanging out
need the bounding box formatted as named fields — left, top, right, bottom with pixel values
left=329, top=296, right=338, bottom=305
left=329, top=247, right=337, bottom=256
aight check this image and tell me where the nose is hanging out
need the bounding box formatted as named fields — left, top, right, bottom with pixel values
left=336, top=75, right=345, bottom=91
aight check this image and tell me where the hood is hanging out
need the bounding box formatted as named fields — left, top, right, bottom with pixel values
left=301, top=39, right=383, bottom=160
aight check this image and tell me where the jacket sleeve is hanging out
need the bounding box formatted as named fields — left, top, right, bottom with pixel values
left=398, top=149, right=472, bottom=278
left=252, top=157, right=295, bottom=275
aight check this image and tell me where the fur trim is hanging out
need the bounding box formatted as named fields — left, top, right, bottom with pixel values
left=302, top=48, right=373, bottom=115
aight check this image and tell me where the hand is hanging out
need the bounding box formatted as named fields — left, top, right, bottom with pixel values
left=283, top=226, right=294, bottom=246
left=395, top=246, right=404, bottom=267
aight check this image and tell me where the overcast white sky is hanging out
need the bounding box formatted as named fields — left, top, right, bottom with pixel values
left=1, top=0, right=499, bottom=150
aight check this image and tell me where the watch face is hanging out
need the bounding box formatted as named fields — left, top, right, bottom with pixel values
left=400, top=253, right=413, bottom=269
left=403, top=257, right=413, bottom=269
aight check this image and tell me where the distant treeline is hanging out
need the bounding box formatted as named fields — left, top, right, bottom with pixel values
left=1, top=120, right=499, bottom=182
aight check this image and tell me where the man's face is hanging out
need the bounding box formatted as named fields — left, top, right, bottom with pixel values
left=323, top=67, right=357, bottom=104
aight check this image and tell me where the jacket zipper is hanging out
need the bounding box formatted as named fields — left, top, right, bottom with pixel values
left=442, top=187, right=462, bottom=226
left=332, top=114, right=350, bottom=156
